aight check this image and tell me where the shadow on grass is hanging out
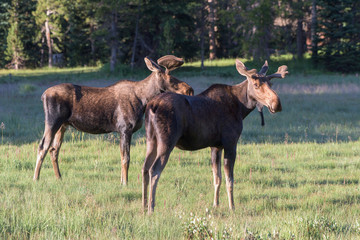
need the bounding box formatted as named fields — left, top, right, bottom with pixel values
left=1, top=92, right=360, bottom=146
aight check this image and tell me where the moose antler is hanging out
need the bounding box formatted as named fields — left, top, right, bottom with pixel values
left=266, top=65, right=289, bottom=80
left=258, top=60, right=269, bottom=75
left=157, top=55, right=184, bottom=74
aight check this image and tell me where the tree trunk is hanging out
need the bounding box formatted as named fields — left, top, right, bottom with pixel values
left=14, top=52, right=18, bottom=70
left=90, top=38, right=95, bottom=62
left=296, top=19, right=303, bottom=59
left=208, top=0, right=216, bottom=60
left=200, top=29, right=205, bottom=70
left=90, top=24, right=96, bottom=63
left=200, top=2, right=205, bottom=69
left=110, top=10, right=118, bottom=72
left=311, top=0, right=317, bottom=61
left=45, top=11, right=52, bottom=68
left=131, top=4, right=140, bottom=70
left=40, top=36, right=44, bottom=67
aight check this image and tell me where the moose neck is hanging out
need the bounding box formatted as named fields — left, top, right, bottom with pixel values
left=136, top=72, right=163, bottom=106
left=233, top=80, right=258, bottom=119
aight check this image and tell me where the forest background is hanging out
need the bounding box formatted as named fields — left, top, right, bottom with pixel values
left=1, top=0, right=360, bottom=73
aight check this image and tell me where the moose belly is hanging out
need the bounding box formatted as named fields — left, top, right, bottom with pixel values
left=176, top=134, right=222, bottom=151
left=68, top=115, right=114, bottom=134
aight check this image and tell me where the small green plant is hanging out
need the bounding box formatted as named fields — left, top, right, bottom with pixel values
left=300, top=216, right=356, bottom=239
left=181, top=209, right=233, bottom=240
left=0, top=122, right=4, bottom=144
left=18, top=83, right=36, bottom=95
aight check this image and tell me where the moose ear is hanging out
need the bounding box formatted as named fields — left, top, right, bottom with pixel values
left=235, top=59, right=257, bottom=78
left=235, top=59, right=248, bottom=77
left=144, top=57, right=163, bottom=73
left=157, top=55, right=184, bottom=74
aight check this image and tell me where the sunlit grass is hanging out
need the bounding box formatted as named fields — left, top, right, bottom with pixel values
left=0, top=63, right=360, bottom=239
left=1, top=139, right=360, bottom=239
left=0, top=66, right=101, bottom=76
left=184, top=58, right=246, bottom=67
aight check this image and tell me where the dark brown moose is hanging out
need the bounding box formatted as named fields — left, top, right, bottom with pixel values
left=142, top=60, right=288, bottom=213
left=33, top=55, right=194, bottom=185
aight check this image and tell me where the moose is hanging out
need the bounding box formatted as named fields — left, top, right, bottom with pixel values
left=142, top=59, right=288, bottom=213
left=33, top=55, right=193, bottom=185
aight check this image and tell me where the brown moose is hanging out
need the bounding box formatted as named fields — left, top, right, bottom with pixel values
left=33, top=55, right=193, bottom=185
left=142, top=59, right=288, bottom=213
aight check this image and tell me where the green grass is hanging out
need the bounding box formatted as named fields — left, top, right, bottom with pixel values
left=1, top=140, right=360, bottom=239
left=0, top=66, right=103, bottom=84
left=0, top=60, right=360, bottom=239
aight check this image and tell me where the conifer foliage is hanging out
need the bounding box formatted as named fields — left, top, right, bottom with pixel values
left=0, top=0, right=359, bottom=73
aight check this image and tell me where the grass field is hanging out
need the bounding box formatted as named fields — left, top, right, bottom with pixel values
left=0, top=60, right=360, bottom=239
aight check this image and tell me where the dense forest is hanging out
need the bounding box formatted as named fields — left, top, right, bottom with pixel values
left=1, top=0, right=359, bottom=72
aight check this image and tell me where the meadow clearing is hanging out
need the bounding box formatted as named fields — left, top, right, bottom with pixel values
left=0, top=59, right=360, bottom=239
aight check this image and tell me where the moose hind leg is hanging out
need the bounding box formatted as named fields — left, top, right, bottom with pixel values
left=33, top=124, right=60, bottom=180
left=211, top=147, right=223, bottom=207
left=142, top=138, right=157, bottom=212
left=148, top=145, right=173, bottom=214
left=49, top=125, right=67, bottom=179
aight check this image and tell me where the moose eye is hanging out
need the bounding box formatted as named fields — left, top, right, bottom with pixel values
left=254, top=81, right=262, bottom=89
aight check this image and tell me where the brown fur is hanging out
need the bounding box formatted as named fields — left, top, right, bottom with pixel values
left=142, top=60, right=288, bottom=213
left=33, top=56, right=193, bottom=185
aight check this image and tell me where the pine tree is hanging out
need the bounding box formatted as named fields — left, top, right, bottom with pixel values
left=317, top=0, right=360, bottom=72
left=0, top=0, right=11, bottom=68
left=239, top=0, right=278, bottom=61
left=33, top=0, right=67, bottom=68
left=5, top=0, right=26, bottom=69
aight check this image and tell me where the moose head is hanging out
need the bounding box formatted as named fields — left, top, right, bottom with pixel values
left=236, top=59, right=288, bottom=114
left=144, top=55, right=194, bottom=96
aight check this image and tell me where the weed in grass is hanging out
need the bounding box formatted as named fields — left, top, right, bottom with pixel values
left=300, top=215, right=360, bottom=239
left=18, top=83, right=36, bottom=95
left=180, top=209, right=233, bottom=240
left=1, top=122, right=4, bottom=144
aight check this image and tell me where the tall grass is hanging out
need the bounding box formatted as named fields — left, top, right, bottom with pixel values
left=0, top=61, right=359, bottom=239
left=1, top=139, right=360, bottom=239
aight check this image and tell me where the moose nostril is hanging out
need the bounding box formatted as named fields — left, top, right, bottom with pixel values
left=187, top=88, right=194, bottom=96
left=273, top=101, right=282, bottom=112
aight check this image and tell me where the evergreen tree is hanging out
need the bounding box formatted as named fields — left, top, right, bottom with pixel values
left=316, top=0, right=360, bottom=72
left=5, top=0, right=27, bottom=69
left=33, top=0, right=68, bottom=68
left=239, top=0, right=278, bottom=61
left=63, top=0, right=102, bottom=66
left=19, top=0, right=38, bottom=68
left=0, top=0, right=11, bottom=68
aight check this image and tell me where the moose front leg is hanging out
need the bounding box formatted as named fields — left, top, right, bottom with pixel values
left=211, top=147, right=222, bottom=207
left=119, top=131, right=132, bottom=185
left=223, top=147, right=236, bottom=210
